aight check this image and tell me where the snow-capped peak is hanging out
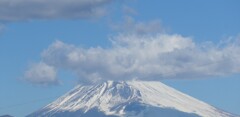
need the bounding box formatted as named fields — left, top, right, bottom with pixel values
left=27, top=81, right=235, bottom=117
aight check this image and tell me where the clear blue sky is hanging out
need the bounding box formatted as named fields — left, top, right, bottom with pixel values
left=0, top=0, right=240, bottom=116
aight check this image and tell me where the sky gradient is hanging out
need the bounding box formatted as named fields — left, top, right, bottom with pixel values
left=0, top=0, right=240, bottom=116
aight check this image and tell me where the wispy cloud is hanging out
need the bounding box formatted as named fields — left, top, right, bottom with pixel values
left=24, top=33, right=240, bottom=85
left=122, top=6, right=138, bottom=15
left=111, top=16, right=164, bottom=35
left=0, top=0, right=114, bottom=22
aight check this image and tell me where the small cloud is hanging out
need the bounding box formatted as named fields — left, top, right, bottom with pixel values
left=0, top=0, right=115, bottom=22
left=111, top=16, right=164, bottom=35
left=122, top=6, right=138, bottom=15
left=24, top=62, right=58, bottom=85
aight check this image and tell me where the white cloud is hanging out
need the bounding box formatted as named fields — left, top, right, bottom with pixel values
left=24, top=34, right=240, bottom=85
left=22, top=12, right=240, bottom=85
left=24, top=62, right=58, bottom=85
left=0, top=0, right=114, bottom=22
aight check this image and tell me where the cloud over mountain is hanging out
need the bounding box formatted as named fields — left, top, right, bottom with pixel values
left=24, top=33, right=240, bottom=85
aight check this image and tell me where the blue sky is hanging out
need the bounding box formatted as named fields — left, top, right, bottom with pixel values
left=0, top=0, right=240, bottom=116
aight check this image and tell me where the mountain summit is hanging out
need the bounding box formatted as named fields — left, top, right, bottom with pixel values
left=27, top=81, right=235, bottom=117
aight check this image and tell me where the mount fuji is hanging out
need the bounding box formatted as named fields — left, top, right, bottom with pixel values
left=27, top=81, right=236, bottom=117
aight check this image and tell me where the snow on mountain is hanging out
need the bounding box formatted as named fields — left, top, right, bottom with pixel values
left=27, top=81, right=236, bottom=117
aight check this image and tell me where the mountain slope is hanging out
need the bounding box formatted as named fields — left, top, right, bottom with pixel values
left=27, top=81, right=235, bottom=117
